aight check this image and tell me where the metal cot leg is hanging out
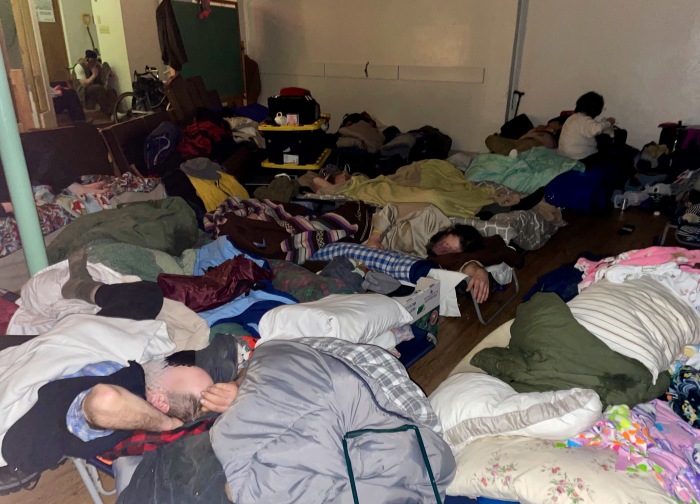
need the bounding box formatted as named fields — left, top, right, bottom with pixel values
left=72, top=458, right=115, bottom=504
left=472, top=270, right=520, bottom=326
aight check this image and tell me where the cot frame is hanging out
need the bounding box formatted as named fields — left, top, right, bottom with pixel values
left=72, top=458, right=114, bottom=504
left=471, top=270, right=519, bottom=325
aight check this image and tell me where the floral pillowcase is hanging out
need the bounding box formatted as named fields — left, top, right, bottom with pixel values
left=447, top=436, right=674, bottom=504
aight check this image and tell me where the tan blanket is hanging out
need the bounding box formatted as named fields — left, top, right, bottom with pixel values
left=319, top=160, right=495, bottom=218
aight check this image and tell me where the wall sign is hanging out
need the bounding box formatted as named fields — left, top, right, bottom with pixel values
left=35, top=0, right=55, bottom=23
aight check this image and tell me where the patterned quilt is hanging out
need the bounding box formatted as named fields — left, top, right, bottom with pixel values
left=0, top=174, right=160, bottom=258
left=452, top=181, right=566, bottom=251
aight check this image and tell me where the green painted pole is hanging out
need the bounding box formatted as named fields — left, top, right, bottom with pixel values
left=0, top=50, right=48, bottom=275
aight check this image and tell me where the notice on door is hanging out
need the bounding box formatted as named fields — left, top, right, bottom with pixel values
left=35, top=0, right=56, bottom=23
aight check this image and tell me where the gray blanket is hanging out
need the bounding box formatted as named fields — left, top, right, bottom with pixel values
left=212, top=338, right=455, bottom=504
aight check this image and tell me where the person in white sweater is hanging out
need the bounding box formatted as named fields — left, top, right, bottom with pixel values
left=558, top=92, right=615, bottom=162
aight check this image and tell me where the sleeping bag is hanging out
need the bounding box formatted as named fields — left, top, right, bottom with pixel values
left=211, top=338, right=455, bottom=503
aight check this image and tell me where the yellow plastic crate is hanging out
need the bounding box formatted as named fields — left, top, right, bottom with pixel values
left=258, top=113, right=331, bottom=132
left=261, top=148, right=331, bottom=171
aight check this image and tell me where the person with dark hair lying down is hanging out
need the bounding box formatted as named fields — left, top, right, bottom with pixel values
left=1, top=250, right=244, bottom=476
left=485, top=117, right=564, bottom=156
left=365, top=203, right=524, bottom=303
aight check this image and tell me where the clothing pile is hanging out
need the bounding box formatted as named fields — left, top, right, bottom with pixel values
left=330, top=111, right=452, bottom=176
left=468, top=246, right=700, bottom=503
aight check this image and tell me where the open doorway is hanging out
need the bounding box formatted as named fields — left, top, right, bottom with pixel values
left=0, top=0, right=56, bottom=130
left=41, top=0, right=114, bottom=125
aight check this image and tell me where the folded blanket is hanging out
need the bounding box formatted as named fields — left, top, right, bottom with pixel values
left=269, top=259, right=354, bottom=302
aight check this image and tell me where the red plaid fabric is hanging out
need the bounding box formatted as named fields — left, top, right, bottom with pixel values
left=98, top=417, right=216, bottom=461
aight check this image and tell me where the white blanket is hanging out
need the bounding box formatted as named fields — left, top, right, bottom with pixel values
left=0, top=314, right=174, bottom=467
left=8, top=261, right=209, bottom=351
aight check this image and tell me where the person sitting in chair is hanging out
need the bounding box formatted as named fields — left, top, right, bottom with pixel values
left=73, top=50, right=117, bottom=116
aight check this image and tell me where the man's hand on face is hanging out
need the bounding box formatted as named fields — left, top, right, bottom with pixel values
left=200, top=382, right=239, bottom=414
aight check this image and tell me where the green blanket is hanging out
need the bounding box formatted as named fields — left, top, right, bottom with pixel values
left=88, top=243, right=197, bottom=282
left=47, top=197, right=199, bottom=264
left=465, top=147, right=585, bottom=194
left=471, top=293, right=670, bottom=407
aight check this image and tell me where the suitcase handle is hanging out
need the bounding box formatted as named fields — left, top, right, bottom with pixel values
left=342, top=424, right=442, bottom=504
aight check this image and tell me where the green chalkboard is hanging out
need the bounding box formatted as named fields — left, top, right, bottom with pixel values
left=171, top=1, right=244, bottom=97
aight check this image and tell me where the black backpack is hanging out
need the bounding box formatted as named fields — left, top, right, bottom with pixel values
left=499, top=114, right=534, bottom=140
left=408, top=126, right=452, bottom=162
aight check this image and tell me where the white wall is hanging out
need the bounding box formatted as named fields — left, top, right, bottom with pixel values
left=515, top=0, right=700, bottom=150
left=120, top=0, right=164, bottom=77
left=91, top=0, right=130, bottom=94
left=58, top=0, right=98, bottom=67
left=240, top=0, right=518, bottom=152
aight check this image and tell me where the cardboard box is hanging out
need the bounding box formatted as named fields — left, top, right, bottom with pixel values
left=395, top=276, right=440, bottom=323
left=395, top=277, right=440, bottom=368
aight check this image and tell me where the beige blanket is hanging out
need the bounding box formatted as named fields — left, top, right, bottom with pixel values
left=319, top=160, right=495, bottom=218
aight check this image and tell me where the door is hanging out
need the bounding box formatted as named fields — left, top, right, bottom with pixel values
left=37, top=0, right=71, bottom=84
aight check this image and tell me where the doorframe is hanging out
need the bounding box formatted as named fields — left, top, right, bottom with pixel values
left=9, top=0, right=57, bottom=128
left=505, top=0, right=528, bottom=122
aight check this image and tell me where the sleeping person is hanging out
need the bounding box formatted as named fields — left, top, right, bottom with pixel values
left=0, top=250, right=245, bottom=478
left=298, top=159, right=496, bottom=219
left=0, top=341, right=242, bottom=479
left=485, top=117, right=564, bottom=156
left=364, top=202, right=524, bottom=303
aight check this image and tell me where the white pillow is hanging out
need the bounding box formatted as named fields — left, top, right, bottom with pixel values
left=257, top=294, right=413, bottom=347
left=447, top=436, right=673, bottom=502
left=568, top=276, right=700, bottom=380
left=429, top=373, right=601, bottom=453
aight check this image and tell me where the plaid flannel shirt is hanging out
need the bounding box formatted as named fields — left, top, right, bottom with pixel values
left=98, top=417, right=217, bottom=461
left=310, top=242, right=433, bottom=283
left=298, top=337, right=442, bottom=434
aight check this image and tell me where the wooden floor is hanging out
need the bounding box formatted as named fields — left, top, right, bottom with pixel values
left=0, top=207, right=670, bottom=504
